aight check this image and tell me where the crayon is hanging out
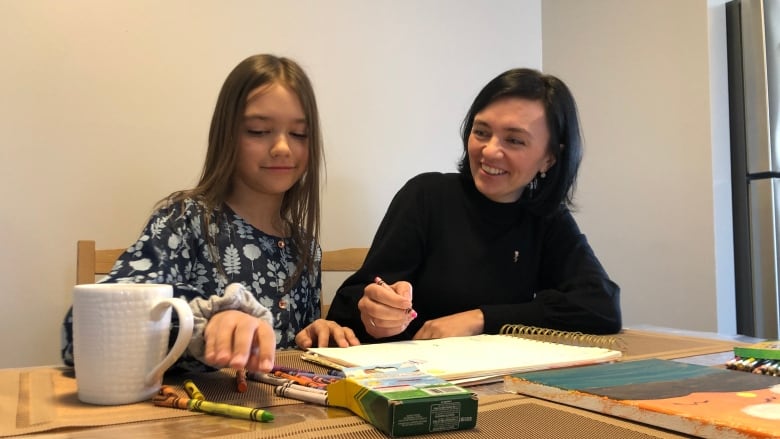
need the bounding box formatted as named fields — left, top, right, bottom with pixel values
left=753, top=362, right=770, bottom=374
left=236, top=368, right=248, bottom=393
left=327, top=368, right=346, bottom=378
left=247, top=372, right=290, bottom=386
left=189, top=399, right=274, bottom=422
left=183, top=379, right=205, bottom=400
left=154, top=393, right=274, bottom=422
left=283, top=382, right=328, bottom=395
left=153, top=393, right=190, bottom=409
left=275, top=384, right=328, bottom=406
left=301, top=374, right=339, bottom=385
left=158, top=385, right=179, bottom=397
left=742, top=357, right=759, bottom=371
left=271, top=365, right=311, bottom=375
left=375, top=276, right=417, bottom=317
left=273, top=371, right=327, bottom=389
left=271, top=367, right=340, bottom=384
left=753, top=359, right=771, bottom=373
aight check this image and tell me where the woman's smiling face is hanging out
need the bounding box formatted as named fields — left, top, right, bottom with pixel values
left=467, top=97, right=556, bottom=203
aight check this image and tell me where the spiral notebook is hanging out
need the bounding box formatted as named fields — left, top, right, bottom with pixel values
left=304, top=329, right=622, bottom=385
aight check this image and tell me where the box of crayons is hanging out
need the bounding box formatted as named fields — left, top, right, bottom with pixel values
left=727, top=340, right=780, bottom=375
left=325, top=363, right=477, bottom=437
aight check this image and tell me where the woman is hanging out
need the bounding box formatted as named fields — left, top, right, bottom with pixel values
left=62, top=54, right=358, bottom=373
left=327, top=68, right=621, bottom=342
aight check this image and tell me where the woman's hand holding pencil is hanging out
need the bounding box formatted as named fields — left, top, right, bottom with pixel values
left=358, top=276, right=417, bottom=338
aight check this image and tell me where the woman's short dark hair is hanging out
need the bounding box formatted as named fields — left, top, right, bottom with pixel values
left=458, top=68, right=583, bottom=216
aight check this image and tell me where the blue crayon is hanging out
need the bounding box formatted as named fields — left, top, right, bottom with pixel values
left=271, top=365, right=319, bottom=376
left=327, top=369, right=346, bottom=378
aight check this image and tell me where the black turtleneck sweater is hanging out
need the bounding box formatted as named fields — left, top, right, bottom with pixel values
left=327, top=172, right=621, bottom=342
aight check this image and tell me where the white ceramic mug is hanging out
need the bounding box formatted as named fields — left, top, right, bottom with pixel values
left=72, top=283, right=194, bottom=405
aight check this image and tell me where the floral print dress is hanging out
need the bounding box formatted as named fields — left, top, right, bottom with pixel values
left=61, top=198, right=321, bottom=371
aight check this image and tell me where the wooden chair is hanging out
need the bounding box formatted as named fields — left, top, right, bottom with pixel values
left=319, top=247, right=368, bottom=316
left=76, top=240, right=125, bottom=284
left=76, top=240, right=367, bottom=315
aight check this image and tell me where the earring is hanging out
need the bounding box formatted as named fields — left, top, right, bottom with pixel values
left=540, top=171, right=546, bottom=179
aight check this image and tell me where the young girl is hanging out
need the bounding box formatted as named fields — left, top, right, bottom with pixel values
left=62, top=54, right=358, bottom=373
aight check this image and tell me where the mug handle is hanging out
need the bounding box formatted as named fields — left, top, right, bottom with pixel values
left=144, top=297, right=194, bottom=386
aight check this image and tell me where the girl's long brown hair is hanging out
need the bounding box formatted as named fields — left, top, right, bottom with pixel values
left=159, top=54, right=323, bottom=291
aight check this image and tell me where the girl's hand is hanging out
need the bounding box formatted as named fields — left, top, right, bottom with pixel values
left=203, top=310, right=276, bottom=372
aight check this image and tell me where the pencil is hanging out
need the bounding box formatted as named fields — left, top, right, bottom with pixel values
left=236, top=368, right=248, bottom=393
left=374, top=276, right=417, bottom=317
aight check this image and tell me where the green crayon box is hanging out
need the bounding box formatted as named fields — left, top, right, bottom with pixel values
left=326, top=364, right=477, bottom=437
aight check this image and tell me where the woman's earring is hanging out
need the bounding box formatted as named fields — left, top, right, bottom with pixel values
left=540, top=171, right=546, bottom=179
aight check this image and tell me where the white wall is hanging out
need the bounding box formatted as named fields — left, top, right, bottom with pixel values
left=542, top=0, right=734, bottom=333
left=0, top=0, right=542, bottom=367
left=2, top=0, right=738, bottom=368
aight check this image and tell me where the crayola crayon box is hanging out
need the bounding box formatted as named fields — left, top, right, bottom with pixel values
left=326, top=363, right=478, bottom=437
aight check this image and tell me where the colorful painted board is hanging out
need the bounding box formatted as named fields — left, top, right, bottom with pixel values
left=505, top=359, right=780, bottom=438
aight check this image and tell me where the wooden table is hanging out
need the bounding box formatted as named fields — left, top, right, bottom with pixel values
left=5, top=327, right=759, bottom=439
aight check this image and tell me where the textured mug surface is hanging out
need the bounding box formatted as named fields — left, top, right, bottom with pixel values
left=72, top=283, right=194, bottom=405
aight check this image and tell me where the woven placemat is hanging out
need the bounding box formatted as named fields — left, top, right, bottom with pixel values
left=0, top=350, right=316, bottom=437
left=619, top=329, right=742, bottom=361
left=212, top=394, right=693, bottom=439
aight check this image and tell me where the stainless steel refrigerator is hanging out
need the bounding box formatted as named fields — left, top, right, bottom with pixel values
left=727, top=0, right=780, bottom=338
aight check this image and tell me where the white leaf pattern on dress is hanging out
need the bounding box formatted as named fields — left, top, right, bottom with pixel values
left=267, top=260, right=284, bottom=290
left=223, top=244, right=241, bottom=275
left=129, top=258, right=152, bottom=272
left=168, top=234, right=181, bottom=250
left=150, top=217, right=166, bottom=239
left=243, top=244, right=262, bottom=271
left=64, top=197, right=321, bottom=373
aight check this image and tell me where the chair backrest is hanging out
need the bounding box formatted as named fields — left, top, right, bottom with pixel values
left=321, top=247, right=368, bottom=272
left=76, top=240, right=125, bottom=284
left=320, top=247, right=368, bottom=316
left=76, top=240, right=367, bottom=315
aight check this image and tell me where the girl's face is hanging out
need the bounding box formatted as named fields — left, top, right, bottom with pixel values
left=467, top=97, right=556, bottom=203
left=232, top=83, right=309, bottom=202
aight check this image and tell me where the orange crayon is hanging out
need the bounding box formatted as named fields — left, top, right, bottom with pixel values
left=236, top=368, right=248, bottom=393
left=158, top=385, right=178, bottom=397
left=273, top=371, right=324, bottom=388
left=153, top=393, right=190, bottom=410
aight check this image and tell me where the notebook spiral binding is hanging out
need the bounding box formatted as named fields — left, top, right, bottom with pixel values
left=499, top=324, right=626, bottom=352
